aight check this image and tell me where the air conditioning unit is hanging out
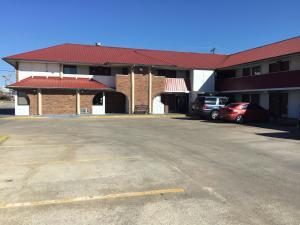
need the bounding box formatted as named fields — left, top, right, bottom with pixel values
left=80, top=108, right=89, bottom=114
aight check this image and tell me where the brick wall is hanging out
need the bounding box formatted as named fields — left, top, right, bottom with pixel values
left=42, top=90, right=76, bottom=115
left=116, top=74, right=166, bottom=113
left=23, top=90, right=37, bottom=115
left=80, top=90, right=97, bottom=114
left=134, top=74, right=149, bottom=106
left=116, top=75, right=131, bottom=113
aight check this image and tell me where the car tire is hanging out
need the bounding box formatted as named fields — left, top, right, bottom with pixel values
left=236, top=115, right=244, bottom=124
left=210, top=110, right=219, bottom=120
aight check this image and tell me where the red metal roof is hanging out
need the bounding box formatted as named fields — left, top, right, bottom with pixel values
left=3, top=43, right=227, bottom=69
left=3, top=36, right=300, bottom=69
left=7, top=76, right=110, bottom=90
left=218, top=36, right=300, bottom=68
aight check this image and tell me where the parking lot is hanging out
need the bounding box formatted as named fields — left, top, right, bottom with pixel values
left=0, top=117, right=299, bottom=225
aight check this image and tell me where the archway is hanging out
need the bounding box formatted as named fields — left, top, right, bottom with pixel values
left=105, top=92, right=128, bottom=113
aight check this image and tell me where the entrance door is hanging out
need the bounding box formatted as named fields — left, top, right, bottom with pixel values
left=176, top=95, right=188, bottom=113
left=153, top=95, right=165, bottom=114
left=269, top=92, right=288, bottom=117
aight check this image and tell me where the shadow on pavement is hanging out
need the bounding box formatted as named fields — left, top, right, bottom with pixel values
left=174, top=115, right=300, bottom=140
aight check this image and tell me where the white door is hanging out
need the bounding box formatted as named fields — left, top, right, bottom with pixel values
left=153, top=95, right=164, bottom=114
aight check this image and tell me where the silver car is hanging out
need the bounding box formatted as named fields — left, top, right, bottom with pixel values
left=191, top=96, right=229, bottom=120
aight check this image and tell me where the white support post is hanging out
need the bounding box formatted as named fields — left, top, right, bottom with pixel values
left=76, top=90, right=80, bottom=115
left=148, top=67, right=152, bottom=114
left=131, top=66, right=135, bottom=114
left=103, top=91, right=106, bottom=114
left=37, top=89, right=42, bottom=115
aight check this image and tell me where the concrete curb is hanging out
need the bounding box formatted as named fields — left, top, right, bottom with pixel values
left=0, top=114, right=188, bottom=120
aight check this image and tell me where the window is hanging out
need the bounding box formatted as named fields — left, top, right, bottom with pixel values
left=122, top=67, right=129, bottom=75
left=17, top=92, right=30, bottom=105
left=242, top=94, right=250, bottom=102
left=252, top=66, right=261, bottom=75
left=269, top=60, right=289, bottom=73
left=242, top=68, right=251, bottom=76
left=89, top=66, right=111, bottom=76
left=204, top=97, right=217, bottom=105
left=92, top=93, right=103, bottom=105
left=63, top=65, right=77, bottom=74
left=219, top=97, right=228, bottom=105
left=250, top=94, right=260, bottom=105
left=157, top=69, right=176, bottom=78
left=280, top=61, right=289, bottom=71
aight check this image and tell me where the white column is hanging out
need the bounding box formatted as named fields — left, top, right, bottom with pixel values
left=103, top=91, right=106, bottom=114
left=37, top=89, right=42, bottom=115
left=76, top=90, right=80, bottom=115
left=131, top=66, right=135, bottom=114
left=148, top=67, right=152, bottom=114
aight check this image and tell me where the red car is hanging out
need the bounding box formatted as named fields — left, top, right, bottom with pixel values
left=219, top=102, right=271, bottom=124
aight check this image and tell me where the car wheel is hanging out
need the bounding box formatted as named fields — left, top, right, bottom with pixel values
left=211, top=110, right=219, bottom=120
left=236, top=115, right=244, bottom=124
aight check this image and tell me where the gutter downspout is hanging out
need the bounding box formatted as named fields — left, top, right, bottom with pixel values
left=148, top=66, right=152, bottom=114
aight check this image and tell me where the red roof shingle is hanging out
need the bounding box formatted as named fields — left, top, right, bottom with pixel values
left=7, top=76, right=110, bottom=90
left=3, top=36, right=300, bottom=70
left=218, top=36, right=300, bottom=68
left=3, top=43, right=227, bottom=69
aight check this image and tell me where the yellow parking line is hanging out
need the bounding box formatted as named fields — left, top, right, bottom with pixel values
left=0, top=144, right=82, bottom=148
left=0, top=188, right=185, bottom=209
left=0, top=136, right=8, bottom=144
left=0, top=156, right=141, bottom=166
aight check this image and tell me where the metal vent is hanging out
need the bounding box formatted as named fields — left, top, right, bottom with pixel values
left=80, top=108, right=89, bottom=114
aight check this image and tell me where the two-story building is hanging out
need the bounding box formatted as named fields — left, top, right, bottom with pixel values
left=3, top=43, right=225, bottom=116
left=215, top=36, right=300, bottom=119
left=3, top=36, right=300, bottom=118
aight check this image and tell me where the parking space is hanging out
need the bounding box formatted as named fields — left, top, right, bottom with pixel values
left=0, top=117, right=299, bottom=225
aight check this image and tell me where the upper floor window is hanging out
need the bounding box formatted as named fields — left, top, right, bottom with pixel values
left=157, top=69, right=176, bottom=78
left=122, top=67, right=129, bottom=75
left=89, top=66, right=111, bottom=76
left=252, top=66, right=261, bottom=75
left=269, top=60, right=289, bottom=73
left=63, top=65, right=77, bottom=74
left=242, top=67, right=251, bottom=76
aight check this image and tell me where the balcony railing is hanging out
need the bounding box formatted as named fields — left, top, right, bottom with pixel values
left=165, top=78, right=190, bottom=93
left=215, top=70, right=300, bottom=92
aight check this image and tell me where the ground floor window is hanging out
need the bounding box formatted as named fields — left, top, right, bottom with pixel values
left=17, top=92, right=30, bottom=105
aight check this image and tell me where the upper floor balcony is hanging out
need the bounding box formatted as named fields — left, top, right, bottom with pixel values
left=215, top=70, right=300, bottom=92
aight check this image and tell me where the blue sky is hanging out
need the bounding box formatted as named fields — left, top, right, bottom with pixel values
left=0, top=0, right=299, bottom=86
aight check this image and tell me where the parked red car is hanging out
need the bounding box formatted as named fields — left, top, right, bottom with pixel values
left=219, top=102, right=271, bottom=124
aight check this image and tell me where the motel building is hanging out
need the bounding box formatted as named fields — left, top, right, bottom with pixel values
left=2, top=36, right=300, bottom=119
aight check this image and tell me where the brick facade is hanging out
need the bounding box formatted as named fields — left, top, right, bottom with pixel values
left=42, top=90, right=76, bottom=115
left=18, top=73, right=166, bottom=115
left=116, top=75, right=132, bottom=113
left=116, top=74, right=165, bottom=113
left=80, top=90, right=98, bottom=114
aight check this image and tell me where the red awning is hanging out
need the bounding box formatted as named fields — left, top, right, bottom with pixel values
left=7, top=76, right=110, bottom=90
